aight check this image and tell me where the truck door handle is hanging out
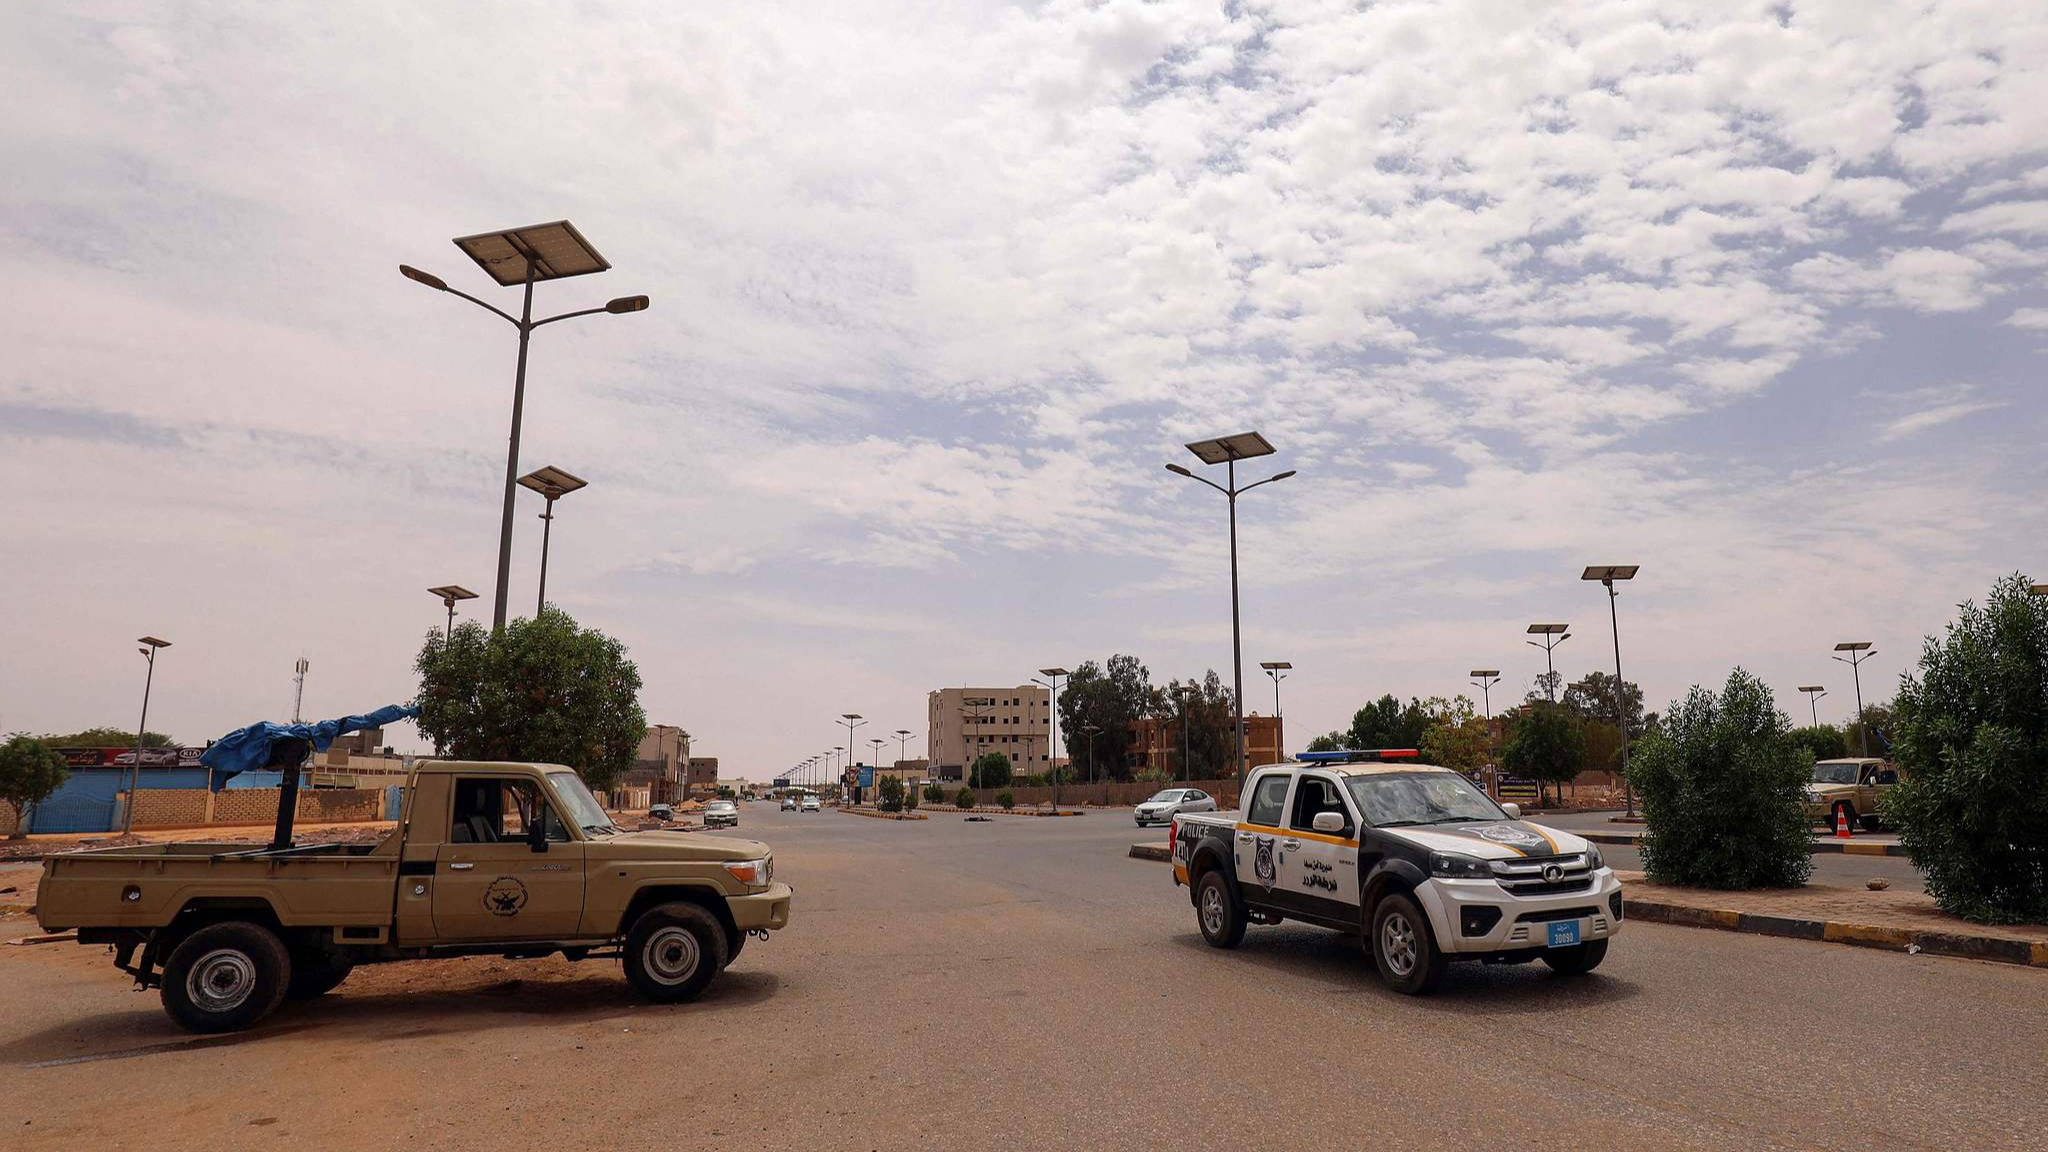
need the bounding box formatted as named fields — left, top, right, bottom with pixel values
left=1236, top=833, right=1253, bottom=843
left=1282, top=839, right=1301, bottom=850
left=448, top=862, right=474, bottom=871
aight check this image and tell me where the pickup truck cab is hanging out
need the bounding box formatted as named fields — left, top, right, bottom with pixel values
left=1803, top=758, right=1900, bottom=831
left=36, top=760, right=793, bottom=1033
left=1171, top=758, right=1620, bottom=993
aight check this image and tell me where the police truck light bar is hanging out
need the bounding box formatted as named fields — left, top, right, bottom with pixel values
left=1296, top=749, right=1420, bottom=762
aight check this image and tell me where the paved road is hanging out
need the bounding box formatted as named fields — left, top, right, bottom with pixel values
left=1, top=803, right=2040, bottom=1150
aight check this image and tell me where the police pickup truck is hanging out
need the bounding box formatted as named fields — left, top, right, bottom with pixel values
left=1169, top=753, right=1621, bottom=993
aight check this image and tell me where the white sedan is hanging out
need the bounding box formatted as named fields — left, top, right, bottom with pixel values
left=801, top=795, right=821, bottom=812
left=1133, top=788, right=1217, bottom=826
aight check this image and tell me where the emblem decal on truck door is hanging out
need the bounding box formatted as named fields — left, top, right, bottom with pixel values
left=483, top=877, right=529, bottom=916
left=1252, top=837, right=1278, bottom=888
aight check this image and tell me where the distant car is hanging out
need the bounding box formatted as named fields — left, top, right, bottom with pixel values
left=801, top=795, right=821, bottom=813
left=781, top=795, right=799, bottom=811
left=704, top=800, right=739, bottom=829
left=1134, top=788, right=1217, bottom=826
left=648, top=803, right=675, bottom=822
left=1803, top=758, right=1902, bottom=831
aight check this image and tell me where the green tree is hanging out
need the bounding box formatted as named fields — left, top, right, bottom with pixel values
left=1499, top=703, right=1585, bottom=804
left=1628, top=669, right=1813, bottom=890
left=42, top=727, right=174, bottom=748
left=923, top=781, right=947, bottom=805
left=1843, top=701, right=1898, bottom=760
left=1419, top=696, right=1490, bottom=774
left=1786, top=725, right=1848, bottom=763
left=1347, top=694, right=1431, bottom=753
left=969, top=752, right=1012, bottom=790
left=413, top=609, right=647, bottom=792
left=1563, top=672, right=1645, bottom=738
left=1156, top=672, right=1237, bottom=778
left=0, top=734, right=70, bottom=838
left=1886, top=574, right=2048, bottom=923
left=1058, top=654, right=1160, bottom=782
left=877, top=775, right=905, bottom=812
left=1305, top=731, right=1348, bottom=753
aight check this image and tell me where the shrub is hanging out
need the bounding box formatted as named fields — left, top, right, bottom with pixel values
left=876, top=775, right=905, bottom=812
left=996, top=789, right=1016, bottom=810
left=1500, top=703, right=1584, bottom=804
left=1886, top=574, right=2048, bottom=923
left=1133, top=767, right=1170, bottom=784
left=969, top=753, right=1012, bottom=790
left=902, top=781, right=919, bottom=811
left=923, top=781, right=946, bottom=805
left=955, top=786, right=976, bottom=809
left=1628, top=668, right=1813, bottom=889
left=1786, top=725, right=1848, bottom=763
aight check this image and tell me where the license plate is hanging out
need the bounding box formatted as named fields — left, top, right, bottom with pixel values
left=1547, top=920, right=1581, bottom=948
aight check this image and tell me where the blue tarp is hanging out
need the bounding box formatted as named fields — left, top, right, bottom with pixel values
left=200, top=704, right=417, bottom=790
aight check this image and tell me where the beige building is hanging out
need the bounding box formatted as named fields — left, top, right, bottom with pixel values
left=686, top=756, right=719, bottom=796
left=927, top=686, right=1052, bottom=782
left=635, top=725, right=690, bottom=801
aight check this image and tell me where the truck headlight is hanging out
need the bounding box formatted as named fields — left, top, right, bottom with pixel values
left=1584, top=845, right=1605, bottom=871
left=1428, top=852, right=1493, bottom=880
left=723, top=857, right=773, bottom=886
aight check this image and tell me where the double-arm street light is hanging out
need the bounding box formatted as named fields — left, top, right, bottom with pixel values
left=1582, top=565, right=1641, bottom=817
left=1798, top=685, right=1827, bottom=728
left=123, top=636, right=172, bottom=835
left=840, top=715, right=867, bottom=798
left=1470, top=669, right=1502, bottom=779
left=1260, top=661, right=1291, bottom=761
left=1832, top=642, right=1877, bottom=756
left=1166, top=431, right=1297, bottom=776
left=1525, top=624, right=1571, bottom=702
left=518, top=465, right=587, bottom=615
left=895, top=728, right=913, bottom=766
left=399, top=220, right=649, bottom=631
left=1035, top=668, right=1069, bottom=807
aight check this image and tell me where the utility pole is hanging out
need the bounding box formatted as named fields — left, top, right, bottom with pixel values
left=292, top=657, right=310, bottom=724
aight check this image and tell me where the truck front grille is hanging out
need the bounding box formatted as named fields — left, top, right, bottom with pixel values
left=1490, top=853, right=1594, bottom=896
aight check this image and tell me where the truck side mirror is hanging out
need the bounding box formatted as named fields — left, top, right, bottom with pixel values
left=1501, top=802, right=1521, bottom=819
left=1311, top=811, right=1346, bottom=834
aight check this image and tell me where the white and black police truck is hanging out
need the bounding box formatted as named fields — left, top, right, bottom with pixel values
left=1169, top=751, right=1622, bottom=993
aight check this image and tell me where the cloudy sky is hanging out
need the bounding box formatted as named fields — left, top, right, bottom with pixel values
left=4, top=1, right=2044, bottom=777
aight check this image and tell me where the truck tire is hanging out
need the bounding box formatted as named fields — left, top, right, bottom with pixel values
left=1541, top=938, right=1608, bottom=975
left=623, top=902, right=728, bottom=1002
left=285, top=952, right=354, bottom=1000
left=1833, top=801, right=1857, bottom=832
left=1861, top=813, right=1882, bottom=832
left=159, top=921, right=293, bottom=1033
left=722, top=928, right=745, bottom=969
left=1195, top=869, right=1247, bottom=949
left=1370, top=893, right=1450, bottom=995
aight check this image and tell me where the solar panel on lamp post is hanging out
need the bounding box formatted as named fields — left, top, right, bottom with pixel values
left=1798, top=686, right=1827, bottom=729
left=1524, top=624, right=1571, bottom=703
left=122, top=636, right=171, bottom=835
left=841, top=714, right=866, bottom=800
left=399, top=221, right=648, bottom=632
left=1832, top=643, right=1876, bottom=757
left=1036, top=669, right=1069, bottom=806
left=518, top=465, right=587, bottom=616
left=1469, top=669, right=1502, bottom=781
left=1260, top=662, right=1292, bottom=761
left=1166, top=431, right=1295, bottom=778
left=1582, top=565, right=1641, bottom=816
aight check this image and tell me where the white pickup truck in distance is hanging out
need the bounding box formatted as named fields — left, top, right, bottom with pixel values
left=1169, top=757, right=1621, bottom=993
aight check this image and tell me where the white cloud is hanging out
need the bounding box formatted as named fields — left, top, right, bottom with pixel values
left=2006, top=307, right=2048, bottom=330
left=1872, top=386, right=2009, bottom=444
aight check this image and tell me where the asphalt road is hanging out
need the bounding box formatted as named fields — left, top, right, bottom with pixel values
left=1, top=803, right=2040, bottom=1151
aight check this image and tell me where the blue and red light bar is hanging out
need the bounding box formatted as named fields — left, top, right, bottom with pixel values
left=1295, top=748, right=1420, bottom=762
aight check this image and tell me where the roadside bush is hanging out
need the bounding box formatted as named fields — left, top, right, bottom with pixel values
left=955, top=787, right=976, bottom=809
left=1786, top=725, right=1848, bottom=763
left=902, top=782, right=919, bottom=811
left=1499, top=703, right=1584, bottom=805
left=996, top=789, right=1016, bottom=810
left=969, top=753, right=1012, bottom=790
left=923, top=781, right=946, bottom=805
left=876, top=775, right=905, bottom=813
left=1133, top=767, right=1170, bottom=784
left=1886, top=574, right=2048, bottom=924
left=1628, top=668, right=1813, bottom=889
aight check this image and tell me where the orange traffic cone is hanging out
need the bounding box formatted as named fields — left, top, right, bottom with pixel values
left=1835, top=808, right=1852, bottom=839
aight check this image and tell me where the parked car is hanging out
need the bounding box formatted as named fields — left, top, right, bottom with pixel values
left=801, top=795, right=821, bottom=813
left=1803, top=758, right=1902, bottom=831
left=648, top=803, right=675, bottom=822
left=704, top=800, right=739, bottom=829
left=1133, top=788, right=1217, bottom=826
left=1171, top=759, right=1619, bottom=994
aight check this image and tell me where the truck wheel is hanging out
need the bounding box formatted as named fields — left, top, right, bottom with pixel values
left=285, top=952, right=354, bottom=1000
left=623, top=902, right=728, bottom=1002
left=160, top=921, right=292, bottom=1033
left=1195, top=870, right=1246, bottom=949
left=1833, top=802, right=1856, bottom=831
left=1542, top=939, right=1608, bottom=975
left=723, top=928, right=746, bottom=969
left=1861, top=814, right=1881, bottom=832
left=1370, top=893, right=1450, bottom=995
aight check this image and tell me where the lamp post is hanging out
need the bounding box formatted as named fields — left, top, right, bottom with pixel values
left=1469, top=669, right=1501, bottom=782
left=399, top=221, right=648, bottom=631
left=292, top=657, right=310, bottom=724
left=840, top=715, right=866, bottom=801
left=1832, top=643, right=1876, bottom=757
left=428, top=585, right=479, bottom=647
left=1036, top=668, right=1069, bottom=808
left=1582, top=565, right=1641, bottom=817
left=518, top=465, right=588, bottom=615
left=1175, top=683, right=1194, bottom=782
left=1166, top=431, right=1296, bottom=777
left=1260, top=661, right=1291, bottom=761
left=124, top=636, right=171, bottom=835
left=1524, top=624, right=1571, bottom=702
left=960, top=698, right=992, bottom=784
left=1082, top=723, right=1102, bottom=787
left=870, top=738, right=887, bottom=800
left=895, top=728, right=912, bottom=768
left=1798, top=686, right=1827, bottom=729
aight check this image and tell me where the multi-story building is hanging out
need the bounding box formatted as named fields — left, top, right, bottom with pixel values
left=634, top=725, right=690, bottom=802
left=926, top=686, right=1051, bottom=782
left=1126, top=713, right=1283, bottom=778
left=685, top=756, right=719, bottom=796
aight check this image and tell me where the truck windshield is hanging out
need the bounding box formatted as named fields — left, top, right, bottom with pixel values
left=1345, top=772, right=1505, bottom=828
left=1811, top=763, right=1860, bottom=784
left=548, top=771, right=615, bottom=835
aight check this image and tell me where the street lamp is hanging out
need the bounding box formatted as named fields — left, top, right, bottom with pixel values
left=1582, top=565, right=1640, bottom=816
left=1166, top=431, right=1296, bottom=777
left=840, top=715, right=866, bottom=799
left=1082, top=723, right=1102, bottom=786
left=517, top=465, right=588, bottom=615
left=1260, top=661, right=1291, bottom=761
left=1797, top=686, right=1827, bottom=728
left=1832, top=643, right=1876, bottom=757
left=1525, top=624, right=1571, bottom=702
left=870, top=738, right=887, bottom=798
left=1037, top=668, right=1069, bottom=807
left=124, top=636, right=171, bottom=835
left=895, top=728, right=913, bottom=768
left=1470, top=669, right=1502, bottom=783
left=428, top=585, right=479, bottom=646
left=399, top=220, right=649, bottom=631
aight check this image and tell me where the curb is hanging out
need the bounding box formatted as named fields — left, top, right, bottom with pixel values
left=1625, top=898, right=2048, bottom=968
left=837, top=807, right=929, bottom=821
left=1129, top=843, right=1170, bottom=862
left=1578, top=830, right=1907, bottom=858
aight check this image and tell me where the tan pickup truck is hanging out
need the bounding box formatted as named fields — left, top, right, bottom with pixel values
left=1803, top=757, right=1902, bottom=831
left=36, top=760, right=792, bottom=1033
